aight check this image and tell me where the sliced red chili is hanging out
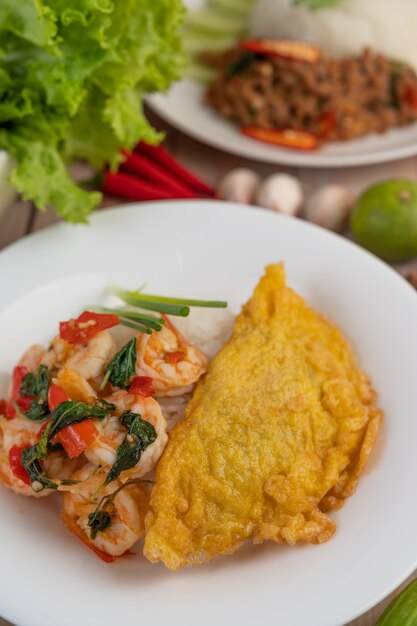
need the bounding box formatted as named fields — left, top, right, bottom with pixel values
left=48, top=384, right=69, bottom=411
left=0, top=399, right=7, bottom=416
left=9, top=445, right=31, bottom=485
left=165, top=350, right=185, bottom=364
left=6, top=366, right=29, bottom=420
left=241, top=39, right=320, bottom=63
left=242, top=127, right=319, bottom=150
left=129, top=376, right=155, bottom=397
left=318, top=111, right=336, bottom=139
left=403, top=84, right=417, bottom=110
left=59, top=311, right=119, bottom=345
left=59, top=420, right=98, bottom=459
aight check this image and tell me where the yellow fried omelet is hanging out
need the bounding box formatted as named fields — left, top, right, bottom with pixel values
left=144, top=263, right=382, bottom=570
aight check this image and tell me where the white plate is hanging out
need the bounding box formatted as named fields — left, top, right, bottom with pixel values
left=147, top=0, right=417, bottom=167
left=1, top=201, right=417, bottom=626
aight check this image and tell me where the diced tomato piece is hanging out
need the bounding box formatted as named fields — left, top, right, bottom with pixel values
left=48, top=384, right=69, bottom=411
left=241, top=39, right=320, bottom=63
left=129, top=376, right=155, bottom=397
left=165, top=350, right=185, bottom=364
left=9, top=445, right=31, bottom=485
left=241, top=127, right=319, bottom=150
left=58, top=420, right=98, bottom=459
left=59, top=311, right=119, bottom=345
left=6, top=366, right=29, bottom=420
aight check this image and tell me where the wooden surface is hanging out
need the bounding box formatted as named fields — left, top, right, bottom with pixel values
left=0, top=111, right=416, bottom=626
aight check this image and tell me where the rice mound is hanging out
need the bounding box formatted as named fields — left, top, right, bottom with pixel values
left=250, top=0, right=417, bottom=73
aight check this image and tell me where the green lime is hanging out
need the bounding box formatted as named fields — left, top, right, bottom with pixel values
left=350, top=179, right=417, bottom=262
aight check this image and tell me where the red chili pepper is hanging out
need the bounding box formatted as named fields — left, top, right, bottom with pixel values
left=0, top=399, right=7, bottom=416
left=135, top=143, right=214, bottom=196
left=9, top=445, right=31, bottom=485
left=241, top=39, right=320, bottom=64
left=318, top=111, right=336, bottom=139
left=165, top=350, right=185, bottom=364
left=241, top=127, right=319, bottom=150
left=129, top=376, right=155, bottom=397
left=103, top=170, right=185, bottom=202
left=48, top=384, right=70, bottom=411
left=121, top=151, right=199, bottom=199
left=60, top=311, right=119, bottom=345
left=6, top=366, right=29, bottom=419
left=59, top=420, right=99, bottom=459
left=403, top=84, right=417, bottom=110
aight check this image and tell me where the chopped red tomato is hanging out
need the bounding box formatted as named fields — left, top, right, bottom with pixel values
left=6, top=366, right=30, bottom=419
left=165, top=350, right=185, bottom=364
left=59, top=420, right=98, bottom=459
left=241, top=39, right=320, bottom=63
left=129, top=376, right=155, bottom=397
left=241, top=127, right=319, bottom=150
left=9, top=445, right=31, bottom=485
left=48, top=384, right=69, bottom=411
left=59, top=311, right=119, bottom=345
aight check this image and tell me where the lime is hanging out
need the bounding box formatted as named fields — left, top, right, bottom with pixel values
left=350, top=180, right=417, bottom=262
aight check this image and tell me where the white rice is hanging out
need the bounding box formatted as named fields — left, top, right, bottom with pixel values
left=250, top=0, right=417, bottom=73
left=158, top=308, right=235, bottom=430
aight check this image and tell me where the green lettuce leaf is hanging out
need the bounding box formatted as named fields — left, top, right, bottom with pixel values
left=0, top=0, right=185, bottom=222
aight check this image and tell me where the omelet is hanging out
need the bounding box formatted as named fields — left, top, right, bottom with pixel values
left=144, top=263, right=382, bottom=570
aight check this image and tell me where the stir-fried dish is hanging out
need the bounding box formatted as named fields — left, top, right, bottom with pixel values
left=203, top=40, right=417, bottom=149
left=0, top=289, right=226, bottom=562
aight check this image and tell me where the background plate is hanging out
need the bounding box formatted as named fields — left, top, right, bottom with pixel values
left=1, top=201, right=417, bottom=626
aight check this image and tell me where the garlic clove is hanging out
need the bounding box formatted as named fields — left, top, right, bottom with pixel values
left=217, top=168, right=261, bottom=204
left=305, top=185, right=355, bottom=232
left=254, top=173, right=304, bottom=216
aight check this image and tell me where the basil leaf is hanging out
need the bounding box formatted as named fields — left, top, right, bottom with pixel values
left=48, top=399, right=114, bottom=440
left=20, top=365, right=50, bottom=399
left=20, top=365, right=51, bottom=422
left=87, top=510, right=112, bottom=540
left=103, top=411, right=156, bottom=487
left=21, top=446, right=57, bottom=493
left=105, top=338, right=136, bottom=389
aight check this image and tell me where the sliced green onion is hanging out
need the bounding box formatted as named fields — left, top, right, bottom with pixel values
left=111, top=288, right=190, bottom=317
left=87, top=306, right=165, bottom=326
left=117, top=289, right=228, bottom=309
left=118, top=318, right=153, bottom=334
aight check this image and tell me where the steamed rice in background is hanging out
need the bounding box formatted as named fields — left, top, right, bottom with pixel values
left=250, top=0, right=417, bottom=73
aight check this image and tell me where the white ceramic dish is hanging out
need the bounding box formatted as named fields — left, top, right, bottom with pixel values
left=147, top=0, right=417, bottom=167
left=0, top=201, right=417, bottom=626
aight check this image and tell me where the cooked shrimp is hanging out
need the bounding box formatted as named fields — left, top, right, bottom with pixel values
left=136, top=316, right=208, bottom=397
left=0, top=416, right=77, bottom=496
left=61, top=463, right=148, bottom=558
left=85, top=390, right=168, bottom=479
left=18, top=344, right=47, bottom=370
left=41, top=330, right=116, bottom=381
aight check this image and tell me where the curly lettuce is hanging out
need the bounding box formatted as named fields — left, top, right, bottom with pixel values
left=0, top=0, right=185, bottom=222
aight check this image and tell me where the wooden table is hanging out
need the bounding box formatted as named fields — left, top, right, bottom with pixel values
left=0, top=111, right=416, bottom=626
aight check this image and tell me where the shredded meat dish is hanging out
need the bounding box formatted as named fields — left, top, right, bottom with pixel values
left=204, top=44, right=417, bottom=143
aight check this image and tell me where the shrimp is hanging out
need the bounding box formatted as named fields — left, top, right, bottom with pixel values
left=61, top=463, right=148, bottom=558
left=0, top=416, right=78, bottom=496
left=85, top=390, right=168, bottom=479
left=41, top=330, right=116, bottom=382
left=136, top=316, right=208, bottom=397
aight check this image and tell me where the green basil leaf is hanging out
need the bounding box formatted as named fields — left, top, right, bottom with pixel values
left=87, top=510, right=112, bottom=540
left=24, top=399, right=50, bottom=423
left=105, top=337, right=136, bottom=389
left=103, top=411, right=156, bottom=487
left=21, top=446, right=57, bottom=493
left=48, top=398, right=114, bottom=440
left=20, top=365, right=51, bottom=422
